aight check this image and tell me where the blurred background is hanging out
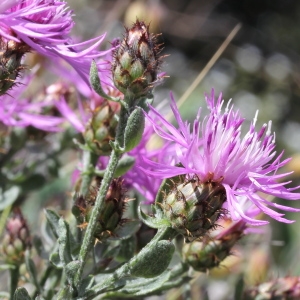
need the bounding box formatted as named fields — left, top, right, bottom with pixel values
left=19, top=0, right=300, bottom=299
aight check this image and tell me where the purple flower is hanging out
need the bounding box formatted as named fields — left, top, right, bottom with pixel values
left=141, top=90, right=300, bottom=225
left=0, top=73, right=63, bottom=131
left=0, top=0, right=109, bottom=83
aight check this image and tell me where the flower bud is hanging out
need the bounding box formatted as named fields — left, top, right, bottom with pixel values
left=1, top=208, right=31, bottom=265
left=0, top=38, right=29, bottom=95
left=182, top=220, right=245, bottom=272
left=112, top=20, right=163, bottom=98
left=161, top=176, right=226, bottom=240
left=84, top=101, right=119, bottom=156
left=245, top=277, right=300, bottom=300
left=75, top=178, right=129, bottom=241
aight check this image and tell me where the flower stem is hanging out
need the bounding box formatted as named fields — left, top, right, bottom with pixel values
left=10, top=266, right=19, bottom=299
left=74, top=100, right=130, bottom=288
left=79, top=151, right=99, bottom=197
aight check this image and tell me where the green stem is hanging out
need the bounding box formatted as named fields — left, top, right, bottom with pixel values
left=79, top=151, right=99, bottom=197
left=74, top=101, right=130, bottom=288
left=9, top=266, right=19, bottom=300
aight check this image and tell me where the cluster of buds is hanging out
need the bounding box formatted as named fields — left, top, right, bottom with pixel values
left=245, top=277, right=300, bottom=299
left=160, top=176, right=227, bottom=240
left=182, top=220, right=245, bottom=272
left=0, top=38, right=29, bottom=95
left=84, top=101, right=119, bottom=156
left=74, top=178, right=129, bottom=241
left=112, top=20, right=163, bottom=98
left=0, top=208, right=31, bottom=265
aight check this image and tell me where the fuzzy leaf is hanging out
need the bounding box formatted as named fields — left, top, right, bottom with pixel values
left=99, top=263, right=189, bottom=298
left=57, top=218, right=72, bottom=265
left=65, top=260, right=81, bottom=287
left=123, top=107, right=145, bottom=152
left=0, top=187, right=20, bottom=210
left=138, top=206, right=170, bottom=229
left=13, top=287, right=32, bottom=300
left=129, top=240, right=175, bottom=278
left=90, top=60, right=119, bottom=102
left=114, top=155, right=135, bottom=177
left=44, top=209, right=60, bottom=238
left=49, top=251, right=63, bottom=268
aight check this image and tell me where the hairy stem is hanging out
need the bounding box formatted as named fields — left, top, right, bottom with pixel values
left=74, top=101, right=130, bottom=288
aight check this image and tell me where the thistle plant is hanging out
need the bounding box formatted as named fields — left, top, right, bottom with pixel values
left=0, top=1, right=300, bottom=300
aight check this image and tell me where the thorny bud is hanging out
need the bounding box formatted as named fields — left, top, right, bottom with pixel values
left=0, top=208, right=31, bottom=265
left=182, top=220, right=245, bottom=272
left=161, top=176, right=227, bottom=240
left=0, top=38, right=29, bottom=95
left=245, top=277, right=300, bottom=300
left=84, top=101, right=119, bottom=156
left=112, top=20, right=164, bottom=98
left=74, top=178, right=129, bottom=241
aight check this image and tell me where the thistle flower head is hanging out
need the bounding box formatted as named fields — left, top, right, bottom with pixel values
left=1, top=208, right=31, bottom=265
left=112, top=19, right=163, bottom=98
left=0, top=0, right=109, bottom=84
left=142, top=90, right=300, bottom=225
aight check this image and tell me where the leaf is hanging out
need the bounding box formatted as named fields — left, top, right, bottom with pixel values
left=25, top=251, right=40, bottom=291
left=138, top=206, right=170, bottom=229
left=114, top=155, right=135, bottom=177
left=123, top=107, right=145, bottom=152
left=129, top=240, right=175, bottom=278
left=0, top=187, right=20, bottom=210
left=57, top=218, right=72, bottom=265
left=65, top=260, right=81, bottom=287
left=44, top=209, right=60, bottom=238
left=90, top=60, right=119, bottom=102
left=13, top=287, right=32, bottom=300
left=49, top=250, right=63, bottom=268
left=98, top=263, right=190, bottom=298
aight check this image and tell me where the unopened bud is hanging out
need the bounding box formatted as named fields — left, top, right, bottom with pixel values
left=183, top=220, right=245, bottom=272
left=1, top=208, right=31, bottom=265
left=75, top=178, right=129, bottom=241
left=84, top=102, right=119, bottom=156
left=112, top=20, right=164, bottom=98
